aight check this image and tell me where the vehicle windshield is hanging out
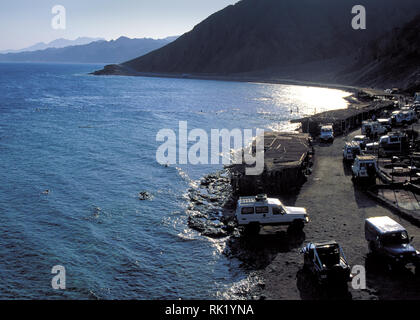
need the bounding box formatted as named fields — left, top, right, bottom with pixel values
left=381, top=231, right=409, bottom=246
left=316, top=245, right=340, bottom=266
left=272, top=205, right=286, bottom=215
left=322, top=128, right=332, bottom=133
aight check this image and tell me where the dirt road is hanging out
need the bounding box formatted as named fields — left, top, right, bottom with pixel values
left=259, top=129, right=420, bottom=300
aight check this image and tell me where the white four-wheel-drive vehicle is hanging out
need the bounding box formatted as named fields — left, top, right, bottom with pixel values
left=378, top=132, right=409, bottom=155
left=352, top=135, right=369, bottom=149
left=320, top=125, right=334, bottom=142
left=351, top=155, right=378, bottom=181
left=343, top=141, right=361, bottom=162
left=361, top=121, right=388, bottom=138
left=391, top=110, right=417, bottom=125
left=235, top=194, right=309, bottom=234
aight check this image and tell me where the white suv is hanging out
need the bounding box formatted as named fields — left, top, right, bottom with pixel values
left=235, top=194, right=309, bottom=234
left=351, top=155, right=378, bottom=181
left=320, top=125, right=334, bottom=142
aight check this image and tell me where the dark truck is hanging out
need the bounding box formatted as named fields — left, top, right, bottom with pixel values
left=365, top=216, right=420, bottom=272
left=300, top=241, right=352, bottom=286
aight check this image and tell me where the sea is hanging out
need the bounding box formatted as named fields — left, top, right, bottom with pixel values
left=0, top=62, right=350, bottom=299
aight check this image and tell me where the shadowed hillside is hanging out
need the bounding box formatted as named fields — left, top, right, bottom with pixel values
left=93, top=0, right=420, bottom=89
left=338, top=13, right=420, bottom=92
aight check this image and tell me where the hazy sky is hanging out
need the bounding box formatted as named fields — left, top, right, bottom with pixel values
left=0, top=0, right=238, bottom=50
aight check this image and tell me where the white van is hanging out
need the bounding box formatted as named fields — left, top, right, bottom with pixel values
left=235, top=194, right=309, bottom=234
left=365, top=216, right=419, bottom=270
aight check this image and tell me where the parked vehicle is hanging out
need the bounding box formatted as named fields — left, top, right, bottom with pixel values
left=352, top=135, right=369, bottom=150
left=301, top=241, right=352, bottom=285
left=343, top=141, right=361, bottom=162
left=391, top=110, right=417, bottom=125
left=320, top=124, right=334, bottom=142
left=235, top=194, right=309, bottom=234
left=351, top=155, right=378, bottom=181
left=365, top=216, right=419, bottom=271
left=377, top=118, right=392, bottom=132
left=379, top=132, right=409, bottom=155
left=402, top=108, right=418, bottom=122
left=364, top=142, right=379, bottom=155
left=361, top=121, right=387, bottom=138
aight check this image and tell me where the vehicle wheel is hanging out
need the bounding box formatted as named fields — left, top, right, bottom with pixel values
left=244, top=223, right=260, bottom=236
left=289, top=219, right=304, bottom=233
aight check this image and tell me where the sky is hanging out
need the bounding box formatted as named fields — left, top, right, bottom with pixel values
left=0, top=0, right=238, bottom=51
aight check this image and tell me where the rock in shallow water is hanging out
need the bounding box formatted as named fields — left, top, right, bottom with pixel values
left=138, top=191, right=153, bottom=200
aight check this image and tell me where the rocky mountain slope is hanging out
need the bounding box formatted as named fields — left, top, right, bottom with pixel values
left=93, top=0, right=420, bottom=90
left=338, top=13, right=420, bottom=93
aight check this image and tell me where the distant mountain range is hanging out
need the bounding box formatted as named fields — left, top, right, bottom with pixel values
left=0, top=36, right=178, bottom=64
left=0, top=37, right=104, bottom=54
left=93, top=0, right=420, bottom=92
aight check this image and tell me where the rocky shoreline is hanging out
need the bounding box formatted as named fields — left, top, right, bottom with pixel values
left=183, top=90, right=420, bottom=300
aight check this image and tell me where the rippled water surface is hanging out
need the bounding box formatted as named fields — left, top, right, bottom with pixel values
left=0, top=63, right=350, bottom=299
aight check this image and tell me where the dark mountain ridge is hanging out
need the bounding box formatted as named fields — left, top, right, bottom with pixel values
left=94, top=0, right=420, bottom=90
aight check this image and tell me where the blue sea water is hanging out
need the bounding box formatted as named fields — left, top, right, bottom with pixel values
left=0, top=62, right=350, bottom=299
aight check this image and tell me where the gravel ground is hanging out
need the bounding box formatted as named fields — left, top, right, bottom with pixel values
left=259, top=129, right=420, bottom=300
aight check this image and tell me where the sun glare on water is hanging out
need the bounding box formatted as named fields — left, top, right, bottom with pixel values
left=272, top=85, right=351, bottom=116
left=256, top=84, right=351, bottom=132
